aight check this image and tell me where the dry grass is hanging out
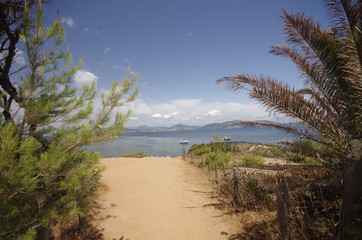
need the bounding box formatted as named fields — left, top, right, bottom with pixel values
left=186, top=144, right=342, bottom=240
left=216, top=165, right=342, bottom=240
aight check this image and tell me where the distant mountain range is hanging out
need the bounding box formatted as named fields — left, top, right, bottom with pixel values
left=125, top=120, right=301, bottom=133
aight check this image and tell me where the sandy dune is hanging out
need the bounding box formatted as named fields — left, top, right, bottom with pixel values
left=94, top=157, right=237, bottom=240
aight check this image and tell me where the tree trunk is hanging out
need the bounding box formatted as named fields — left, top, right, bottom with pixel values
left=340, top=139, right=362, bottom=239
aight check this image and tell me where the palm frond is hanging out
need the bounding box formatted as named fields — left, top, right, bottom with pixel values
left=270, top=44, right=345, bottom=116
left=326, top=0, right=360, bottom=33
left=218, top=0, right=362, bottom=155
left=218, top=74, right=347, bottom=151
left=283, top=10, right=362, bottom=136
left=233, top=120, right=344, bottom=152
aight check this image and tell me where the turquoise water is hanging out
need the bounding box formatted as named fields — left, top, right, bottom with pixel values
left=86, top=127, right=296, bottom=157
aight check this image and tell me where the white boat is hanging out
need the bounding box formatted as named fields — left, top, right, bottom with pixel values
left=223, top=136, right=231, bottom=141
left=179, top=139, right=189, bottom=144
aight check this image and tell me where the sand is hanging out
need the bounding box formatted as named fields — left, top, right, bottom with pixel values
left=94, top=156, right=237, bottom=240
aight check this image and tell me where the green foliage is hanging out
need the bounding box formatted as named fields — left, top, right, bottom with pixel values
left=0, top=3, right=138, bottom=239
left=0, top=125, right=104, bottom=239
left=21, top=229, right=37, bottom=240
left=212, top=134, right=223, bottom=142
left=302, top=156, right=322, bottom=166
left=287, top=139, right=333, bottom=165
left=120, top=152, right=150, bottom=158
left=189, top=143, right=212, bottom=156
left=249, top=146, right=289, bottom=159
left=189, top=143, right=233, bottom=168
left=243, top=154, right=264, bottom=165
left=189, top=143, right=239, bottom=155
left=204, top=150, right=233, bottom=169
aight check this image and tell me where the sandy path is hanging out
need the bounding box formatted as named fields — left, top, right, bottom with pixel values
left=95, top=157, right=237, bottom=240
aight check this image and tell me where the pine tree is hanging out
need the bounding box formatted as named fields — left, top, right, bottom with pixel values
left=0, top=2, right=138, bottom=239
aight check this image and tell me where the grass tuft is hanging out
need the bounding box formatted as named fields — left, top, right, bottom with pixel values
left=120, top=152, right=150, bottom=158
left=243, top=154, right=264, bottom=165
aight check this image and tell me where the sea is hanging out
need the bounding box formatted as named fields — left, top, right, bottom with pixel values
left=85, top=127, right=296, bottom=158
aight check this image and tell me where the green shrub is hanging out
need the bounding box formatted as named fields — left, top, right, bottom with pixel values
left=189, top=144, right=212, bottom=156
left=204, top=150, right=233, bottom=169
left=212, top=134, right=223, bottom=142
left=243, top=154, right=264, bottom=165
left=302, top=156, right=322, bottom=166
left=120, top=152, right=150, bottom=158
left=0, top=124, right=104, bottom=239
left=189, top=143, right=239, bottom=156
left=250, top=146, right=289, bottom=158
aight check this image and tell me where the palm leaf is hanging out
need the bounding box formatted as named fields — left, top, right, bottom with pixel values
left=270, top=44, right=345, bottom=118
left=217, top=74, right=347, bottom=151
left=282, top=10, right=361, bottom=138
left=233, top=120, right=344, bottom=152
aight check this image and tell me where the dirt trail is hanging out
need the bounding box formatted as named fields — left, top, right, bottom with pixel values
left=94, top=157, right=237, bottom=240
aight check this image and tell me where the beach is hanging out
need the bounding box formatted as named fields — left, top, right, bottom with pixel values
left=93, top=156, right=238, bottom=240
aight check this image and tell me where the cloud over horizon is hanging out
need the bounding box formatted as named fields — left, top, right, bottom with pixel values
left=124, top=98, right=275, bottom=127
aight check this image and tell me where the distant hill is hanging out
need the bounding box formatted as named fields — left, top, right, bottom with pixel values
left=125, top=120, right=299, bottom=133
left=201, top=120, right=239, bottom=130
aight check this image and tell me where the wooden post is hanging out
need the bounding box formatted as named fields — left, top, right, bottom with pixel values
left=214, top=163, right=218, bottom=179
left=208, top=158, right=210, bottom=173
left=277, top=178, right=290, bottom=240
left=233, top=168, right=238, bottom=205
left=340, top=139, right=362, bottom=239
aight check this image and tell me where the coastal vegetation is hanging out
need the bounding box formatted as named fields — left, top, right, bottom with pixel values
left=217, top=0, right=362, bottom=239
left=189, top=142, right=238, bottom=169
left=186, top=141, right=342, bottom=239
left=120, top=151, right=150, bottom=158
left=0, top=1, right=138, bottom=239
left=242, top=154, right=264, bottom=166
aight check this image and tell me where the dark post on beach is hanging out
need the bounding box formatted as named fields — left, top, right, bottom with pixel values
left=233, top=168, right=238, bottom=204
left=277, top=178, right=290, bottom=240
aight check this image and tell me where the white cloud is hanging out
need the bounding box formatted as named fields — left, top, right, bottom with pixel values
left=73, top=69, right=98, bottom=88
left=61, top=17, right=75, bottom=28
left=13, top=49, right=25, bottom=65
left=125, top=98, right=275, bottom=128
left=104, top=47, right=111, bottom=54
left=206, top=109, right=222, bottom=117
left=84, top=27, right=99, bottom=35
left=163, top=111, right=178, bottom=119
left=152, top=113, right=162, bottom=119
left=1, top=49, right=26, bottom=65
left=150, top=111, right=179, bottom=120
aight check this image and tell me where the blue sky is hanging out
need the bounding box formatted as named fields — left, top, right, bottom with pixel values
left=43, top=0, right=328, bottom=127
